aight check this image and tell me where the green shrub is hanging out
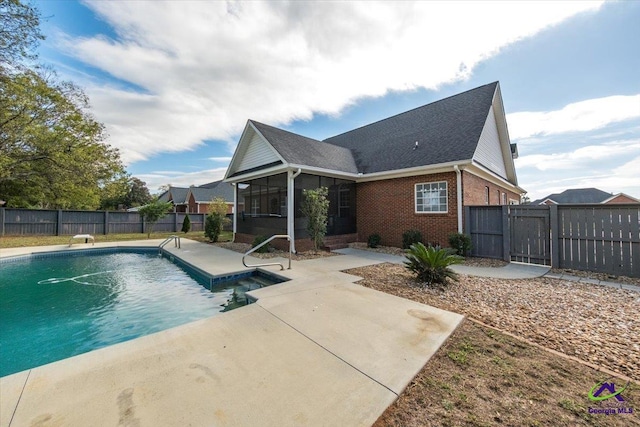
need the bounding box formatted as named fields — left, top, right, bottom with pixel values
left=204, top=197, right=231, bottom=242
left=181, top=214, right=191, bottom=233
left=301, top=187, right=329, bottom=251
left=367, top=233, right=382, bottom=248
left=448, top=232, right=472, bottom=256
left=252, top=235, right=271, bottom=253
left=404, top=242, right=463, bottom=286
left=402, top=229, right=423, bottom=249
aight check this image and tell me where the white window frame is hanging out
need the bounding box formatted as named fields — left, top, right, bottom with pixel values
left=415, top=181, right=448, bottom=214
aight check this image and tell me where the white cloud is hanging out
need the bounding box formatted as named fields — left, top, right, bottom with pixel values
left=516, top=140, right=640, bottom=200
left=508, top=94, right=640, bottom=140
left=209, top=157, right=233, bottom=163
left=55, top=1, right=602, bottom=163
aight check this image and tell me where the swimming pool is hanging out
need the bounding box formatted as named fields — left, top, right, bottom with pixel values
left=0, top=249, right=284, bottom=377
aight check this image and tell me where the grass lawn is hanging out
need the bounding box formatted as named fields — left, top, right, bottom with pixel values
left=375, top=320, right=639, bottom=427
left=0, top=231, right=233, bottom=248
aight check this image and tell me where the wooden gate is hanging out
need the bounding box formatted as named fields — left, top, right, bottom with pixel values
left=509, top=206, right=551, bottom=265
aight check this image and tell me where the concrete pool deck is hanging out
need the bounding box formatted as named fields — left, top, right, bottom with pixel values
left=1, top=239, right=464, bottom=426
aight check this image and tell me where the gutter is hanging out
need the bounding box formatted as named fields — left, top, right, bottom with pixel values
left=454, top=165, right=463, bottom=233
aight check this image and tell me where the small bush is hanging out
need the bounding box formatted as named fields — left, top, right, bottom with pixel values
left=252, top=235, right=271, bottom=253
left=367, top=233, right=382, bottom=248
left=404, top=242, right=463, bottom=286
left=181, top=214, right=191, bottom=233
left=448, top=232, right=472, bottom=256
left=402, top=229, right=423, bottom=249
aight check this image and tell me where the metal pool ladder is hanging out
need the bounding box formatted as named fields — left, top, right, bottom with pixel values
left=242, top=234, right=292, bottom=270
left=159, top=235, right=181, bottom=254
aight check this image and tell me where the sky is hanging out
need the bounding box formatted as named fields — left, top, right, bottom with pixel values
left=34, top=0, right=640, bottom=201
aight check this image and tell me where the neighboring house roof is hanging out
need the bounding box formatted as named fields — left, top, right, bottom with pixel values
left=531, top=188, right=634, bottom=205
left=323, top=82, right=497, bottom=174
left=158, top=186, right=189, bottom=204
left=199, top=180, right=238, bottom=201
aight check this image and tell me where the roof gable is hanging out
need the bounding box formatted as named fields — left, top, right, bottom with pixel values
left=225, top=122, right=284, bottom=178
left=251, top=121, right=358, bottom=174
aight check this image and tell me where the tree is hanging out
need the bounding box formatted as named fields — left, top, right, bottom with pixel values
left=181, top=214, right=191, bottom=233
left=1, top=68, right=126, bottom=209
left=100, top=176, right=152, bottom=210
left=300, top=187, right=329, bottom=251
left=138, top=199, right=172, bottom=238
left=1, top=1, right=126, bottom=209
left=0, top=0, right=44, bottom=70
left=204, top=197, right=230, bottom=242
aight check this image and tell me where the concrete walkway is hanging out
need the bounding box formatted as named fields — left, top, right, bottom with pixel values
left=333, top=247, right=639, bottom=291
left=0, top=240, right=464, bottom=427
left=334, top=247, right=551, bottom=279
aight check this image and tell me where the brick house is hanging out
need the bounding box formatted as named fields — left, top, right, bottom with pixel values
left=159, top=181, right=243, bottom=214
left=223, top=82, right=525, bottom=251
left=530, top=188, right=640, bottom=205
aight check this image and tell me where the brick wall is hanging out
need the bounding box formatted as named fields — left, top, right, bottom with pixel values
left=605, top=194, right=640, bottom=204
left=356, top=172, right=458, bottom=248
left=462, top=171, right=520, bottom=206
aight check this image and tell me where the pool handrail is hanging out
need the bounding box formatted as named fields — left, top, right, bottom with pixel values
left=159, top=235, right=181, bottom=253
left=242, top=234, right=292, bottom=270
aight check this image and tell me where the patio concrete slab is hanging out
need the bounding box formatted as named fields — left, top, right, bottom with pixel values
left=6, top=304, right=396, bottom=427
left=256, top=282, right=464, bottom=395
left=1, top=239, right=465, bottom=426
left=0, top=370, right=28, bottom=427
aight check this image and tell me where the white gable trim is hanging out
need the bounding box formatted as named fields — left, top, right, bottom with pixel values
left=224, top=121, right=286, bottom=180
left=473, top=105, right=508, bottom=180
left=489, top=83, right=518, bottom=185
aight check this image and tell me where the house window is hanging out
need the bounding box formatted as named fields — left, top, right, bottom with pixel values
left=496, top=190, right=500, bottom=205
left=339, top=188, right=350, bottom=217
left=415, top=182, right=447, bottom=213
left=251, top=198, right=259, bottom=216
left=485, top=186, right=490, bottom=205
left=502, top=193, right=507, bottom=205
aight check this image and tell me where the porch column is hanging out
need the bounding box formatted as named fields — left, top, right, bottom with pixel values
left=287, top=169, right=302, bottom=253
left=232, top=183, right=237, bottom=241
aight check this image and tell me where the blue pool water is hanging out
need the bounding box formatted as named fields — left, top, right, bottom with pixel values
left=0, top=250, right=282, bottom=377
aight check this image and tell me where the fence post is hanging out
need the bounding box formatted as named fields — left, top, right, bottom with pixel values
left=0, top=207, right=4, bottom=236
left=104, top=211, right=109, bottom=235
left=502, top=205, right=510, bottom=262
left=174, top=212, right=178, bottom=233
left=549, top=204, right=559, bottom=268
left=57, top=209, right=63, bottom=236
left=464, top=206, right=470, bottom=235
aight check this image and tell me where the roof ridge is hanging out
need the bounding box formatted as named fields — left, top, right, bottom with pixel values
left=323, top=81, right=498, bottom=142
left=250, top=119, right=325, bottom=144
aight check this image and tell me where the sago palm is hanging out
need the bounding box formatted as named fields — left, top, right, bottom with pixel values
left=404, top=242, right=463, bottom=286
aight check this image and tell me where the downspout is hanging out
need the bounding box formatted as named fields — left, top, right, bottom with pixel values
left=231, top=183, right=237, bottom=242
left=454, top=165, right=463, bottom=233
left=287, top=168, right=302, bottom=253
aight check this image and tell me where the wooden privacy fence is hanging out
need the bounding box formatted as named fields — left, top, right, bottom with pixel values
left=0, top=208, right=206, bottom=236
left=465, top=204, right=640, bottom=278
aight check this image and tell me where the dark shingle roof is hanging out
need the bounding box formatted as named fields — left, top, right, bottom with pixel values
left=194, top=180, right=236, bottom=202
left=159, top=186, right=189, bottom=204
left=323, top=82, right=498, bottom=173
left=531, top=188, right=613, bottom=205
left=251, top=121, right=359, bottom=174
